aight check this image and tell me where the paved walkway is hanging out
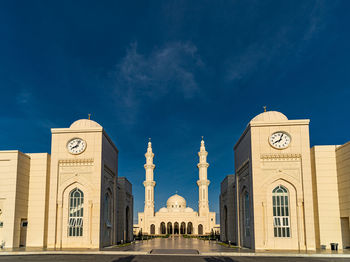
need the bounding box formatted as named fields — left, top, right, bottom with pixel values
left=106, top=237, right=233, bottom=253
left=1, top=236, right=350, bottom=258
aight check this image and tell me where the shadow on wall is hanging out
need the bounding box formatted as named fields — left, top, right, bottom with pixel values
left=205, top=258, right=240, bottom=262
left=112, top=256, right=135, bottom=262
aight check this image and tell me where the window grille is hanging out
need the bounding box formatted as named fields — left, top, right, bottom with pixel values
left=272, top=185, right=290, bottom=237
left=68, top=188, right=84, bottom=237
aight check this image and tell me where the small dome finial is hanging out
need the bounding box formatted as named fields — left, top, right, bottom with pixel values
left=88, top=113, right=91, bottom=120
left=263, top=106, right=267, bottom=112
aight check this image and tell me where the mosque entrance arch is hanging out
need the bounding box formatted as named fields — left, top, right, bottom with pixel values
left=180, top=222, right=186, bottom=234
left=150, top=224, right=155, bottom=235
left=187, top=222, right=193, bottom=234
left=167, top=222, right=173, bottom=234
left=160, top=222, right=166, bottom=234
left=174, top=222, right=179, bottom=234
left=198, top=224, right=203, bottom=235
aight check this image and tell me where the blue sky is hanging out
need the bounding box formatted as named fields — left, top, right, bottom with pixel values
left=0, top=1, right=349, bottom=223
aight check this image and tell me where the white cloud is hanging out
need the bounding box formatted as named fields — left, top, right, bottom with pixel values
left=112, top=42, right=204, bottom=109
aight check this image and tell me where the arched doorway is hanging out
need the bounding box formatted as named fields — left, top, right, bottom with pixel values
left=150, top=224, right=155, bottom=235
left=174, top=222, right=179, bottom=234
left=180, top=222, right=186, bottom=234
left=198, top=224, right=203, bottom=235
left=125, top=206, right=130, bottom=242
left=160, top=222, right=166, bottom=234
left=167, top=222, right=172, bottom=234
left=187, top=222, right=193, bottom=234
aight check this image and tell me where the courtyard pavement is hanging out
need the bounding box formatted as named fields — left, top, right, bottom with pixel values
left=1, top=236, right=350, bottom=259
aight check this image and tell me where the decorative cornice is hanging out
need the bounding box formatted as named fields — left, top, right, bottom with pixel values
left=143, top=181, right=156, bottom=187
left=197, top=163, right=209, bottom=168
left=59, top=158, right=94, bottom=166
left=260, top=153, right=301, bottom=161
left=197, top=180, right=210, bottom=186
left=144, top=164, right=155, bottom=169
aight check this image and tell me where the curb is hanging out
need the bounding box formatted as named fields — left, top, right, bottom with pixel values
left=199, top=252, right=350, bottom=257
left=0, top=250, right=350, bottom=257
left=0, top=251, right=149, bottom=256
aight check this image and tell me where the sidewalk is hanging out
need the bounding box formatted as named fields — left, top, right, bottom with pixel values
left=1, top=238, right=350, bottom=258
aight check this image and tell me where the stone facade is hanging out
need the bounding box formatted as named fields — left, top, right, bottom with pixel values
left=220, top=110, right=350, bottom=251
left=116, top=177, right=133, bottom=243
left=136, top=139, right=219, bottom=235
left=220, top=175, right=236, bottom=243
left=0, top=119, right=133, bottom=249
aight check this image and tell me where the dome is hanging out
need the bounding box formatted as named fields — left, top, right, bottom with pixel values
left=70, top=119, right=102, bottom=129
left=250, top=111, right=288, bottom=122
left=185, top=207, right=194, bottom=213
left=166, top=194, right=186, bottom=209
left=158, top=207, right=168, bottom=213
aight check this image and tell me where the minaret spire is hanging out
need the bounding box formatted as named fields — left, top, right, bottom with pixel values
left=197, top=137, right=210, bottom=217
left=143, top=139, right=156, bottom=218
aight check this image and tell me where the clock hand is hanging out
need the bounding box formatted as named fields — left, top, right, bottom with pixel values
left=273, top=134, right=284, bottom=144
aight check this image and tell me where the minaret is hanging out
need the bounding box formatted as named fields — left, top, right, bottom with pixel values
left=143, top=139, right=156, bottom=217
left=197, top=137, right=210, bottom=217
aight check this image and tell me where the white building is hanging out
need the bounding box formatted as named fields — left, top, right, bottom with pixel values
left=0, top=118, right=133, bottom=248
left=136, top=138, right=219, bottom=235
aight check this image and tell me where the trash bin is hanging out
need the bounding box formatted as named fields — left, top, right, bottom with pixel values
left=330, top=243, right=338, bottom=251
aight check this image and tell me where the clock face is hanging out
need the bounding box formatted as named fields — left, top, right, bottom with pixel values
left=67, top=138, right=86, bottom=155
left=269, top=132, right=291, bottom=149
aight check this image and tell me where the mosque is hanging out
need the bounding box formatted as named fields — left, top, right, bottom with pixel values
left=220, top=110, right=350, bottom=251
left=136, top=139, right=219, bottom=235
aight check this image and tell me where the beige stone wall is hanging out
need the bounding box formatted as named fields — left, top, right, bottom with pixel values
left=230, top=112, right=319, bottom=251
left=26, top=153, right=51, bottom=247
left=0, top=119, right=131, bottom=249
left=47, top=127, right=104, bottom=248
left=336, top=142, right=350, bottom=248
left=234, top=128, right=253, bottom=248
left=116, top=177, right=133, bottom=243
left=0, top=151, right=30, bottom=248
left=101, top=132, right=118, bottom=247
left=311, top=146, right=342, bottom=249
left=220, top=175, right=236, bottom=243
left=249, top=121, right=316, bottom=250
left=13, top=152, right=31, bottom=248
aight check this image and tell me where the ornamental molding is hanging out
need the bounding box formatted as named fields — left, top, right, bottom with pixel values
left=58, top=158, right=94, bottom=166
left=144, top=164, right=155, bottom=169
left=197, top=163, right=209, bottom=168
left=143, top=181, right=156, bottom=187
left=197, top=180, right=210, bottom=186
left=260, top=153, right=301, bottom=161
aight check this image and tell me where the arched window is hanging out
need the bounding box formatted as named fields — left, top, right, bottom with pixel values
left=272, top=185, right=290, bottom=237
left=68, top=188, right=84, bottom=237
